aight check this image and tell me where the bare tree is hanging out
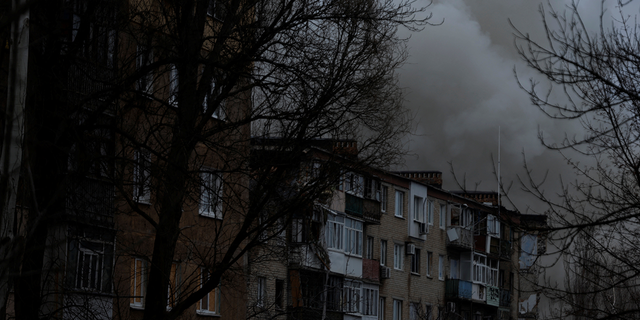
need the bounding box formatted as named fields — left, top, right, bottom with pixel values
left=0, top=0, right=433, bottom=319
left=514, top=1, right=640, bottom=319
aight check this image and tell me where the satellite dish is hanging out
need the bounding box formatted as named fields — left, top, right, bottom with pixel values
left=447, top=228, right=459, bottom=242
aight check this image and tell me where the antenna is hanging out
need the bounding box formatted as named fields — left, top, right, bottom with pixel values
left=498, top=126, right=501, bottom=216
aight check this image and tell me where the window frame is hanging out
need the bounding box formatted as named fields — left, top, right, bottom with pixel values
left=199, top=169, right=223, bottom=219
left=410, top=248, right=421, bottom=275
left=257, top=276, right=267, bottom=308
left=438, top=255, right=445, bottom=281
left=395, top=190, right=405, bottom=218
left=362, top=287, right=379, bottom=316
left=427, top=200, right=434, bottom=226
left=135, top=45, right=153, bottom=96
left=366, top=236, right=374, bottom=259
left=426, top=252, right=433, bottom=277
left=133, top=149, right=151, bottom=204
left=130, top=257, right=148, bottom=309
left=394, top=244, right=404, bottom=270
left=343, top=280, right=362, bottom=314
left=439, top=204, right=446, bottom=229
left=381, top=186, right=388, bottom=212
left=197, top=268, right=221, bottom=315
left=393, top=299, right=403, bottom=320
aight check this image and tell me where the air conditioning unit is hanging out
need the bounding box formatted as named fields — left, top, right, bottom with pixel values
left=406, top=243, right=416, bottom=255
left=380, top=266, right=391, bottom=279
left=419, top=222, right=428, bottom=235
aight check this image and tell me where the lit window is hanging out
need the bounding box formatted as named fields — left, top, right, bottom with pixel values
left=130, top=257, right=148, bottom=308
left=197, top=268, right=221, bottom=315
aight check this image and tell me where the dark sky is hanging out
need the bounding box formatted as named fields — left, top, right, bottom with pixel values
left=397, top=0, right=638, bottom=213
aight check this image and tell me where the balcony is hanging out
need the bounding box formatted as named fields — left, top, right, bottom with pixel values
left=445, top=279, right=472, bottom=300
left=489, top=236, right=500, bottom=256
left=500, top=289, right=511, bottom=307
left=362, top=198, right=381, bottom=224
left=446, top=227, right=473, bottom=249
left=362, top=258, right=380, bottom=282
left=65, top=177, right=114, bottom=228
left=500, top=240, right=512, bottom=260
left=487, top=286, right=500, bottom=306
left=345, top=193, right=363, bottom=216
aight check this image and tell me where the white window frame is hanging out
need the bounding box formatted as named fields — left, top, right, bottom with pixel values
left=413, top=196, right=424, bottom=222
left=326, top=215, right=344, bottom=250
left=344, top=280, right=361, bottom=314
left=257, top=276, right=267, bottom=308
left=379, top=297, right=386, bottom=320
left=76, top=243, right=104, bottom=291
left=380, top=240, right=387, bottom=266
left=200, top=169, right=223, bottom=219
left=394, top=244, right=404, bottom=270
left=133, top=149, right=151, bottom=204
left=395, top=190, right=404, bottom=218
left=473, top=254, right=488, bottom=284
left=439, top=204, right=446, bottom=229
left=393, top=299, right=403, bottom=320
left=197, top=268, right=221, bottom=315
left=345, top=218, right=363, bottom=256
left=438, top=255, right=444, bottom=281
left=366, top=236, right=374, bottom=259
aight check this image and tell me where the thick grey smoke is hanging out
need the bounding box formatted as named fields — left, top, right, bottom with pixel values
left=398, top=0, right=638, bottom=212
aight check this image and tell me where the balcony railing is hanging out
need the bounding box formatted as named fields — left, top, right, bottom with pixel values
left=65, top=176, right=114, bottom=227
left=445, top=279, right=472, bottom=300
left=446, top=227, right=473, bottom=249
left=345, top=194, right=363, bottom=216
left=500, top=289, right=511, bottom=307
left=362, top=198, right=381, bottom=224
left=487, top=286, right=500, bottom=306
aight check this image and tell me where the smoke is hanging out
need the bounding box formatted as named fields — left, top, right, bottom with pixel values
left=397, top=0, right=639, bottom=213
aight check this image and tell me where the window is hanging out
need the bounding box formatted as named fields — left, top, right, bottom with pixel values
left=426, top=252, right=432, bottom=277
left=197, top=268, right=221, bottom=315
left=326, top=276, right=343, bottom=311
left=169, top=64, right=178, bottom=106
left=473, top=254, right=487, bottom=283
left=425, top=304, right=433, bottom=320
left=393, top=299, right=403, bottom=320
left=207, top=0, right=225, bottom=20
left=344, top=280, right=361, bottom=313
left=487, top=214, right=500, bottom=236
left=326, top=215, right=344, bottom=250
left=411, top=248, right=421, bottom=274
left=427, top=200, right=434, bottom=225
left=439, top=204, right=446, bottom=229
left=395, top=191, right=404, bottom=217
left=204, top=78, right=225, bottom=119
left=275, top=279, right=284, bottom=310
left=410, top=303, right=419, bottom=320
left=380, top=240, right=387, bottom=266
left=130, top=257, right=147, bottom=308
left=133, top=149, right=151, bottom=204
left=450, top=258, right=459, bottom=279
left=136, top=45, right=153, bottom=95
left=438, top=255, right=444, bottom=280
left=346, top=172, right=363, bottom=196
left=394, top=244, right=403, bottom=270
left=413, top=196, right=424, bottom=222
left=344, top=218, right=363, bottom=256
left=257, top=277, right=266, bottom=307
left=75, top=242, right=105, bottom=291
left=488, top=259, right=499, bottom=287
left=379, top=297, right=386, bottom=320
left=363, top=287, right=379, bottom=316
left=381, top=186, right=388, bottom=212
left=366, top=236, right=374, bottom=259
left=200, top=170, right=223, bottom=219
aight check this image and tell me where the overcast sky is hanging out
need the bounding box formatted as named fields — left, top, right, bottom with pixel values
left=397, top=0, right=640, bottom=213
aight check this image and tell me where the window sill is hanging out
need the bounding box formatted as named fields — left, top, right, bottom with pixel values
left=199, top=212, right=223, bottom=220
left=410, top=272, right=420, bottom=276
left=394, top=215, right=405, bottom=219
left=197, top=310, right=221, bottom=317
left=426, top=275, right=433, bottom=279
left=130, top=304, right=144, bottom=310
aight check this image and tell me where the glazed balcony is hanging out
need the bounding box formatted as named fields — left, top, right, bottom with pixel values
left=487, top=286, right=500, bottom=307
left=345, top=193, right=363, bottom=216
left=445, top=279, right=472, bottom=300
left=362, top=198, right=382, bottom=224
